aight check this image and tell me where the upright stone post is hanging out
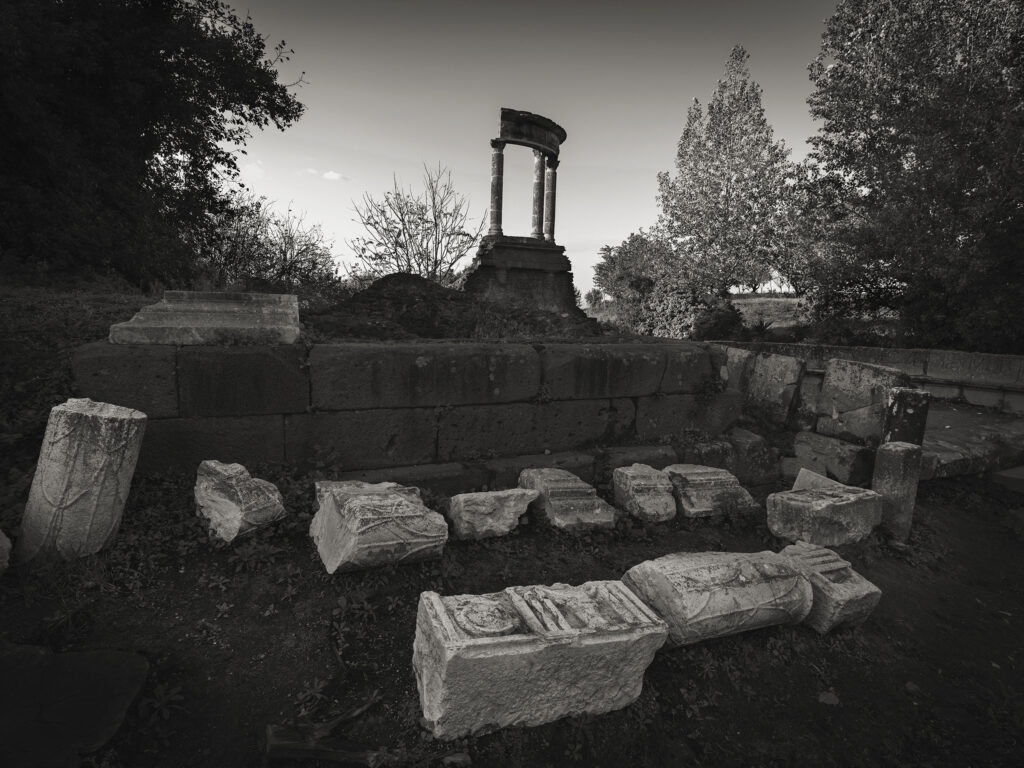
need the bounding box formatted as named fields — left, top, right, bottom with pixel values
left=488, top=139, right=504, bottom=236
left=19, top=399, right=147, bottom=563
left=543, top=157, right=558, bottom=242
left=872, top=441, right=923, bottom=542
left=530, top=149, right=546, bottom=239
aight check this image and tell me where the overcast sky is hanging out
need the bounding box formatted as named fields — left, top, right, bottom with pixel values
left=233, top=0, right=839, bottom=292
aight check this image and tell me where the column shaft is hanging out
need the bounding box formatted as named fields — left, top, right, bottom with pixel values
left=543, top=159, right=558, bottom=242
left=488, top=140, right=504, bottom=236
left=531, top=150, right=546, bottom=239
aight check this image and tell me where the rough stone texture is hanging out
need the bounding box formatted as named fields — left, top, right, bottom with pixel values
left=336, top=463, right=490, bottom=498
left=72, top=342, right=178, bottom=418
left=539, top=344, right=666, bottom=399
left=604, top=445, right=679, bottom=473
left=314, top=480, right=422, bottom=507
left=818, top=359, right=911, bottom=416
left=794, top=373, right=822, bottom=431
left=486, top=451, right=596, bottom=488
left=622, top=551, right=813, bottom=647
left=883, top=388, right=930, bottom=446
left=721, top=346, right=753, bottom=392
left=413, top=580, right=668, bottom=739
left=660, top=344, right=715, bottom=394
left=745, top=352, right=805, bottom=426
left=310, top=343, right=540, bottom=410
left=766, top=487, right=883, bottom=546
left=725, top=427, right=779, bottom=486
left=109, top=291, right=299, bottom=345
left=872, top=442, right=923, bottom=542
left=815, top=403, right=887, bottom=446
left=193, top=460, right=286, bottom=542
left=794, top=432, right=875, bottom=486
left=635, top=391, right=742, bottom=441
left=285, top=410, right=436, bottom=470
left=137, top=415, right=284, bottom=474
left=19, top=399, right=146, bottom=563
left=310, top=484, right=446, bottom=573
left=990, top=465, right=1024, bottom=494
left=447, top=489, right=540, bottom=539
left=518, top=468, right=617, bottom=532
left=779, top=541, right=882, bottom=633
left=792, top=468, right=847, bottom=491
left=663, top=464, right=758, bottom=518
left=0, top=530, right=10, bottom=575
left=463, top=237, right=582, bottom=314
left=178, top=346, right=308, bottom=417
left=612, top=464, right=676, bottom=523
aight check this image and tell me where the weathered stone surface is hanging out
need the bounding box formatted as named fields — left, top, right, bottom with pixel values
left=285, top=410, right=437, bottom=470
left=314, top=480, right=422, bottom=506
left=193, top=460, right=286, bottom=542
left=138, top=415, right=284, bottom=474
left=818, top=358, right=911, bottom=416
left=486, top=451, right=596, bottom=488
left=883, top=388, right=930, bottom=445
left=766, top=487, right=883, bottom=545
left=660, top=344, right=715, bottom=394
left=794, top=432, right=875, bottom=486
left=604, top=445, right=679, bottom=472
left=612, top=464, right=676, bottom=522
left=336, top=463, right=490, bottom=498
left=518, top=468, right=616, bottom=532
left=310, top=484, right=446, bottom=573
left=109, top=291, right=299, bottom=345
left=721, top=346, right=754, bottom=392
left=635, top=390, right=742, bottom=440
left=178, top=345, right=308, bottom=417
left=19, top=399, right=146, bottom=562
left=0, top=530, right=10, bottom=575
left=539, top=343, right=667, bottom=399
left=622, top=551, right=812, bottom=647
left=72, top=342, right=178, bottom=418
left=745, top=352, right=805, bottom=425
left=448, top=489, right=539, bottom=540
left=872, top=442, right=923, bottom=542
left=793, top=372, right=822, bottom=431
left=685, top=437, right=733, bottom=470
left=792, top=468, right=847, bottom=491
left=779, top=541, right=882, bottom=633
left=815, top=403, right=887, bottom=446
left=663, top=464, right=758, bottom=518
left=413, top=580, right=668, bottom=739
left=725, top=427, right=779, bottom=485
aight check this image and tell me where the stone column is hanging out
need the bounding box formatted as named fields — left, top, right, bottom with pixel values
left=543, top=157, right=558, bottom=242
left=488, top=139, right=504, bottom=237
left=531, top=149, right=546, bottom=239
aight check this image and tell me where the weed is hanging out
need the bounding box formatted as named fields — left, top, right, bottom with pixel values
left=139, top=684, right=187, bottom=725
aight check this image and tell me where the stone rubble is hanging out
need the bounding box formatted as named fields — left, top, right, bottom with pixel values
left=872, top=441, right=923, bottom=542
left=19, top=399, right=146, bottom=563
left=767, top=486, right=883, bottom=546
left=447, top=489, right=539, bottom=540
left=612, top=464, right=676, bottom=523
left=517, top=468, right=617, bottom=532
left=413, top=580, right=668, bottom=739
left=193, top=460, right=286, bottom=542
left=779, top=541, right=882, bottom=633
left=663, top=464, right=758, bottom=518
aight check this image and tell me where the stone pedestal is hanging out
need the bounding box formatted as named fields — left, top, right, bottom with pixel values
left=779, top=542, right=882, bottom=633
left=462, top=236, right=583, bottom=315
left=194, top=461, right=286, bottom=542
left=766, top=486, right=883, bottom=545
left=19, top=399, right=146, bottom=563
left=413, top=580, right=668, bottom=739
left=518, top=468, right=616, bottom=532
left=872, top=441, right=923, bottom=542
left=612, top=464, right=676, bottom=522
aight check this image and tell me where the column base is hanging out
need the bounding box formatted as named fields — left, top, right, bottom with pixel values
left=463, top=236, right=583, bottom=316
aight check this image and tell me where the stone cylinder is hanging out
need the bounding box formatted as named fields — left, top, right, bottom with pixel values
left=488, top=139, right=504, bottom=236
left=19, top=398, right=147, bottom=563
left=531, top=149, right=546, bottom=239
left=543, top=158, right=558, bottom=242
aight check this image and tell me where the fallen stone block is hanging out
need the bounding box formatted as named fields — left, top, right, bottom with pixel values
left=872, top=441, right=923, bottom=542
left=612, top=464, right=676, bottom=522
left=766, top=487, right=883, bottom=546
left=792, top=468, right=847, bottom=491
left=0, top=530, right=10, bottom=575
left=413, top=580, right=668, bottom=739
left=794, top=432, right=875, bottom=486
left=193, top=460, right=286, bottom=542
left=663, top=464, right=758, bottom=518
left=109, top=291, right=300, bottom=345
left=310, top=485, right=447, bottom=573
left=19, top=399, right=146, bottom=563
left=517, top=468, right=616, bottom=532
left=779, top=541, right=882, bottom=633
left=447, top=489, right=539, bottom=540
left=622, top=551, right=812, bottom=647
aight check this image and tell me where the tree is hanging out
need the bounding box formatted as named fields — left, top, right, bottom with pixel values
left=583, top=288, right=605, bottom=309
left=0, top=0, right=303, bottom=284
left=657, top=46, right=796, bottom=296
left=805, top=0, right=1024, bottom=351
left=347, top=165, right=484, bottom=288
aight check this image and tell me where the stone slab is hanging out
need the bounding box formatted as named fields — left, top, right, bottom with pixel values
left=660, top=343, right=715, bottom=394
left=635, top=391, right=741, bottom=441
left=872, top=442, right=922, bottom=542
left=663, top=464, right=758, bottom=518
left=310, top=343, right=540, bottom=410
left=719, top=346, right=753, bottom=392
left=927, top=350, right=1024, bottom=387
left=109, top=291, right=299, bottom=345
left=193, top=460, right=286, bottom=542
left=284, top=410, right=436, bottom=470
left=447, top=489, right=539, bottom=540
left=612, top=464, right=676, bottom=522
left=725, top=427, right=779, bottom=486
left=413, top=580, right=668, bottom=739
left=72, top=341, right=178, bottom=418
left=622, top=551, right=812, bottom=647
left=766, top=487, right=883, bottom=546
left=745, top=352, right=805, bottom=426
left=792, top=468, right=847, bottom=491
left=539, top=343, right=667, bottom=400
left=818, top=358, right=911, bottom=416
left=137, top=415, right=285, bottom=474
left=518, top=468, right=617, bottom=532
left=178, top=345, right=308, bottom=417
left=793, top=432, right=875, bottom=486
left=779, top=541, right=882, bottom=633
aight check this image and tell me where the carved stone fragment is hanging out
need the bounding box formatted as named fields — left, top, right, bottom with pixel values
left=612, top=464, right=676, bottom=522
left=413, top=580, right=668, bottom=739
left=872, top=441, right=923, bottom=542
left=19, top=399, right=146, bottom=563
left=766, top=487, right=883, bottom=546
left=663, top=464, right=758, bottom=518
left=517, top=468, right=616, bottom=532
left=622, top=551, right=812, bottom=647
left=779, top=541, right=882, bottom=633
left=447, top=489, right=539, bottom=540
left=193, top=460, right=286, bottom=542
left=310, top=485, right=447, bottom=573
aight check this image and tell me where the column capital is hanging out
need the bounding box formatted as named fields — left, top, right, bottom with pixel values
left=489, top=138, right=506, bottom=151
left=546, top=156, right=560, bottom=170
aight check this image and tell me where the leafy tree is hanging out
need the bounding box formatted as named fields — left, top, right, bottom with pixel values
left=347, top=165, right=484, bottom=288
left=805, top=0, right=1024, bottom=351
left=0, top=0, right=303, bottom=284
left=583, top=288, right=605, bottom=309
left=657, top=45, right=796, bottom=296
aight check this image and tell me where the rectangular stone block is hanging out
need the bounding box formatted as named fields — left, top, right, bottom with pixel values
left=745, top=352, right=805, bottom=426
left=178, top=345, right=308, bottom=417
left=872, top=441, right=922, bottom=542
left=613, top=464, right=676, bottom=522
left=927, top=350, right=1024, bottom=387
left=815, top=403, right=886, bottom=446
left=779, top=542, right=882, bottom=633
left=793, top=372, right=823, bottom=431
left=663, top=464, right=758, bottom=518
left=310, top=343, right=540, bottom=410
left=794, top=432, right=875, bottom=486
left=72, top=341, right=178, bottom=418
left=519, top=468, right=617, bottom=531
left=725, top=427, right=779, bottom=485
left=635, top=390, right=741, bottom=441
left=659, top=343, right=715, bottom=394
left=767, top=487, right=883, bottom=545
left=818, top=358, right=911, bottom=416
left=136, top=415, right=284, bottom=474
left=412, top=581, right=668, bottom=739
left=720, top=346, right=754, bottom=392
left=962, top=386, right=1004, bottom=409
left=921, top=381, right=962, bottom=401
left=485, top=451, right=596, bottom=489
left=109, top=291, right=299, bottom=345
left=883, top=387, right=930, bottom=445
left=539, top=343, right=667, bottom=400
left=284, top=410, right=436, bottom=470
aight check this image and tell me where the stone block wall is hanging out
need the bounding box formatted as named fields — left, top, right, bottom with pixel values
left=73, top=340, right=735, bottom=475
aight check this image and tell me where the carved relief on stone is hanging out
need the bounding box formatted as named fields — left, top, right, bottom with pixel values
left=518, top=468, right=617, bottom=532
left=612, top=463, right=676, bottom=522
left=663, top=464, right=758, bottom=518
left=779, top=541, right=882, bottom=634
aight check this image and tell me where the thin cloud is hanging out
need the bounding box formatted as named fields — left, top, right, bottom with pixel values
left=322, top=170, right=348, bottom=182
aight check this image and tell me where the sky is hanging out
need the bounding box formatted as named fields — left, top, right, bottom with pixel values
left=232, top=0, right=839, bottom=293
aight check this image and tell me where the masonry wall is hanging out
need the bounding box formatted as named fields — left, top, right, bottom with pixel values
left=72, top=340, right=739, bottom=475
